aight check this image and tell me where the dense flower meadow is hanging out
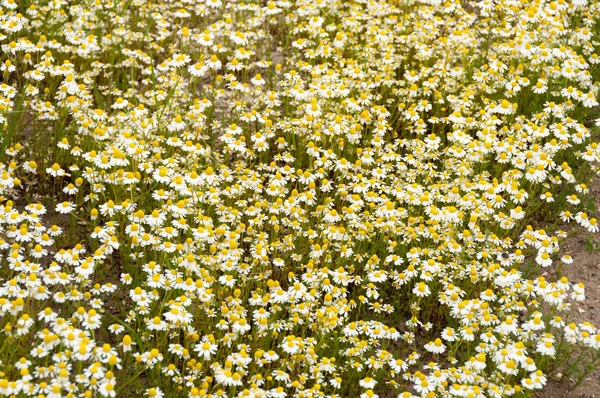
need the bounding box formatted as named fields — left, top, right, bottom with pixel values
left=1, top=0, right=600, bottom=396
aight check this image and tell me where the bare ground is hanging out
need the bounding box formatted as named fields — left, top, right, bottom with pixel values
left=535, top=174, right=600, bottom=398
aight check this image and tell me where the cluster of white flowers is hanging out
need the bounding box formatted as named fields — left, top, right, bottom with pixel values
left=0, top=0, right=600, bottom=396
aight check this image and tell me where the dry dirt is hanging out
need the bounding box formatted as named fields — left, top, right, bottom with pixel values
left=535, top=174, right=600, bottom=398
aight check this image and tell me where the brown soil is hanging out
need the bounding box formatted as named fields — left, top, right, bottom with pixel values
left=535, top=175, right=600, bottom=398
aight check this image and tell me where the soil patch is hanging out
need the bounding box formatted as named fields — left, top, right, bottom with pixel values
left=534, top=174, right=600, bottom=398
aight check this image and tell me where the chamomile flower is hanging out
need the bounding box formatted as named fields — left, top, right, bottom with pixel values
left=55, top=201, right=75, bottom=214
